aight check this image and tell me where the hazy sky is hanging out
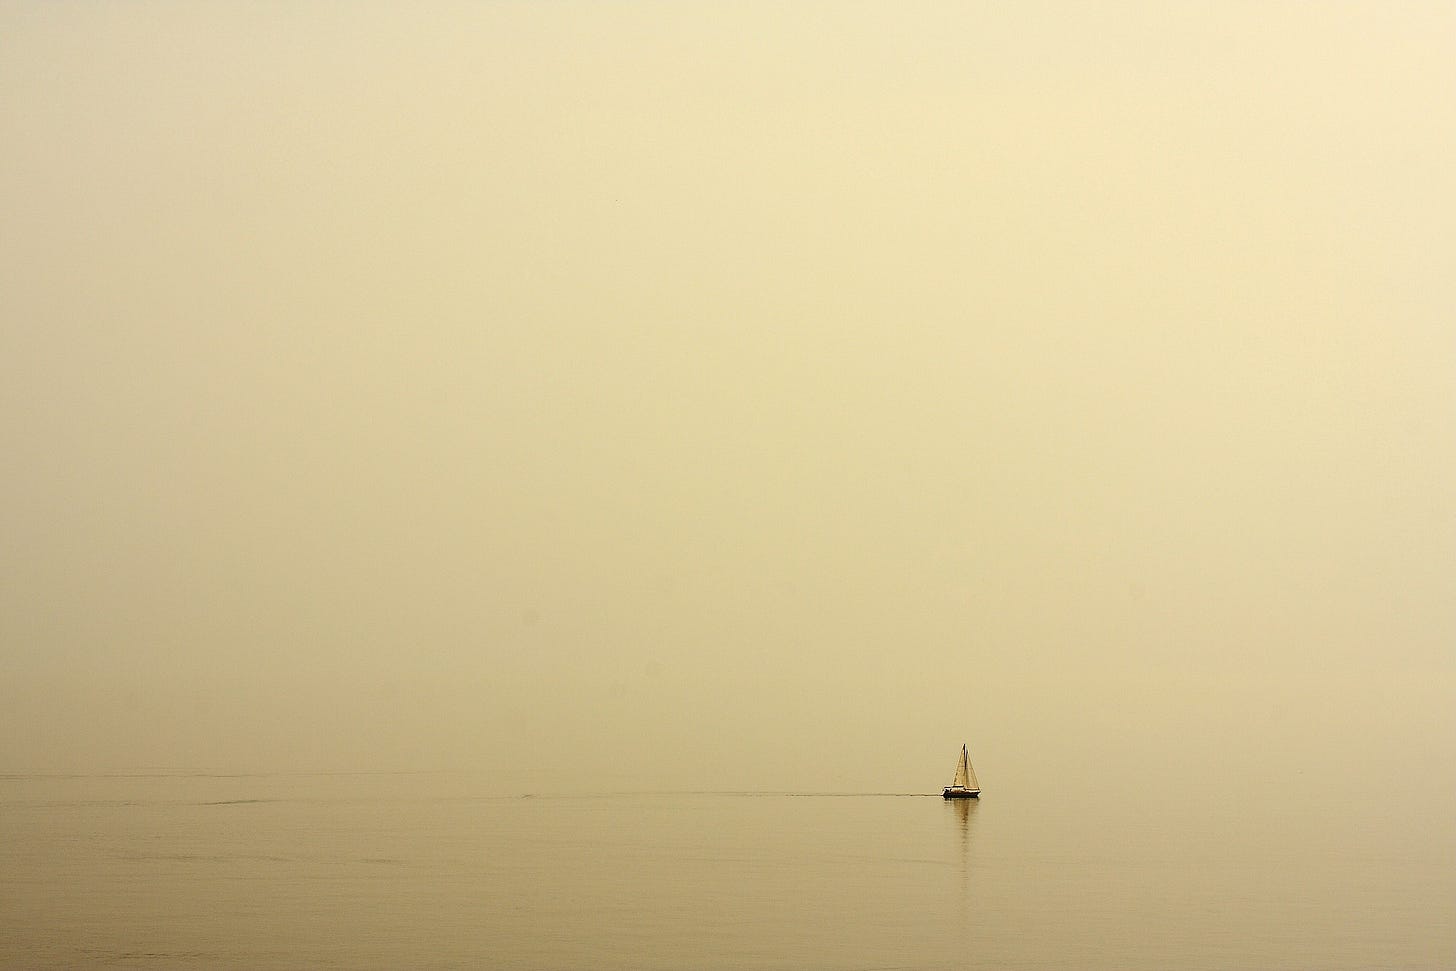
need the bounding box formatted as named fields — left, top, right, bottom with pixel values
left=2, top=2, right=1452, bottom=794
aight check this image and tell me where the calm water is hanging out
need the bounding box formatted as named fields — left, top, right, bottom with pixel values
left=3, top=772, right=1452, bottom=969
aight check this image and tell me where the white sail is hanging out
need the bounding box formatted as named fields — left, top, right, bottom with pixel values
left=962, top=748, right=979, bottom=791
left=950, top=745, right=979, bottom=791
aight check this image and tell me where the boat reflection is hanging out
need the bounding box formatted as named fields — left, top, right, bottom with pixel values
left=945, top=792, right=979, bottom=930
left=948, top=792, right=978, bottom=858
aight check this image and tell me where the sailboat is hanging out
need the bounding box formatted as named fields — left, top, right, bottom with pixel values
left=943, top=744, right=981, bottom=799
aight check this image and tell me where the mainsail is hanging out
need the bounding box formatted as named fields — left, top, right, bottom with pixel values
left=952, top=745, right=979, bottom=790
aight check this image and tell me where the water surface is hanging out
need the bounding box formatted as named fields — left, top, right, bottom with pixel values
left=2, top=772, right=1451, bottom=968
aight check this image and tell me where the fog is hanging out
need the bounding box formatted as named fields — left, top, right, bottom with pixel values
left=2, top=2, right=1452, bottom=797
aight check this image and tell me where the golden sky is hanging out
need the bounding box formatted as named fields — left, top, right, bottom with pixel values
left=2, top=2, right=1452, bottom=793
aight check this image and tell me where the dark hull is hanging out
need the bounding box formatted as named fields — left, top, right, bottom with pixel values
left=942, top=788, right=980, bottom=799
